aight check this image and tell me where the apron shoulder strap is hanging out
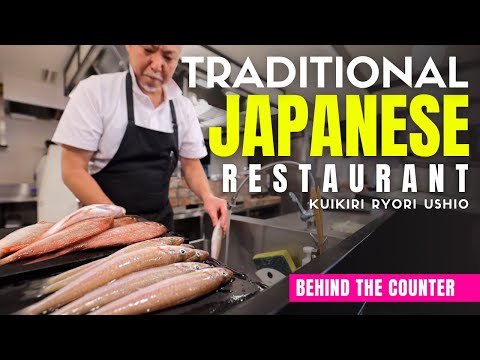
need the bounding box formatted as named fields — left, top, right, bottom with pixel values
left=127, top=71, right=178, bottom=155
left=169, top=100, right=179, bottom=157
left=126, top=72, right=135, bottom=124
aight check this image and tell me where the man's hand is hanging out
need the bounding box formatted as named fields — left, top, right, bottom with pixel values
left=203, top=194, right=228, bottom=233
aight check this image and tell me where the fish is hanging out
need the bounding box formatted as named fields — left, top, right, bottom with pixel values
left=52, top=262, right=212, bottom=315
left=0, top=221, right=54, bottom=258
left=90, top=267, right=234, bottom=315
left=15, top=245, right=196, bottom=315
left=157, top=236, right=186, bottom=245
left=34, top=238, right=189, bottom=295
left=25, top=221, right=167, bottom=265
left=186, top=249, right=210, bottom=262
left=113, top=216, right=138, bottom=227
left=211, top=215, right=225, bottom=260
left=0, top=217, right=114, bottom=266
left=36, top=204, right=125, bottom=241
left=39, top=237, right=184, bottom=283
left=38, top=259, right=104, bottom=288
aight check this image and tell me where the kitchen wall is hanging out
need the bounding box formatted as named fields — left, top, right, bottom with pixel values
left=0, top=98, right=58, bottom=184
left=3, top=74, right=68, bottom=110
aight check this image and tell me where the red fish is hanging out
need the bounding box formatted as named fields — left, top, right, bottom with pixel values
left=0, top=217, right=113, bottom=266
left=0, top=221, right=53, bottom=258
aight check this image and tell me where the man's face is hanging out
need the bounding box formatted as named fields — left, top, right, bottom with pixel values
left=126, top=45, right=181, bottom=94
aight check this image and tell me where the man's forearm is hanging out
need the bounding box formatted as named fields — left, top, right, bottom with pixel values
left=63, top=168, right=113, bottom=205
left=180, top=158, right=212, bottom=201
left=180, top=157, right=228, bottom=231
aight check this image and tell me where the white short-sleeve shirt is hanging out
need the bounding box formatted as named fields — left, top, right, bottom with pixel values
left=52, top=67, right=207, bottom=175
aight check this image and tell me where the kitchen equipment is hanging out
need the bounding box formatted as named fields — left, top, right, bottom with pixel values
left=37, top=144, right=79, bottom=222
left=225, top=160, right=317, bottom=264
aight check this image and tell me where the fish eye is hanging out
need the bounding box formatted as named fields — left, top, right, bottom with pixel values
left=180, top=249, right=186, bottom=254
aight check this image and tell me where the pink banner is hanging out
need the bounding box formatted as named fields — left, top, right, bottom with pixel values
left=289, top=274, right=480, bottom=302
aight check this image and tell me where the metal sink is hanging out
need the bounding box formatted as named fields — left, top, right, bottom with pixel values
left=217, top=209, right=386, bottom=284
left=218, top=212, right=343, bottom=283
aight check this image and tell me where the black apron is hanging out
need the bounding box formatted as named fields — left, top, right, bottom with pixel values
left=93, top=72, right=178, bottom=229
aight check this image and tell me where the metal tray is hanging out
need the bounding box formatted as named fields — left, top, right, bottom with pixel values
left=0, top=228, right=265, bottom=315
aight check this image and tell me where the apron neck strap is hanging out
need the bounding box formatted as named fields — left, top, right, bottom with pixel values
left=169, top=100, right=179, bottom=157
left=126, top=72, right=179, bottom=155
left=126, top=72, right=135, bottom=124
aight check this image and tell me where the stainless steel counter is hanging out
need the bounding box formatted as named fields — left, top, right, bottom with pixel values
left=0, top=183, right=37, bottom=228
left=172, top=201, right=281, bottom=221
left=0, top=183, right=36, bottom=204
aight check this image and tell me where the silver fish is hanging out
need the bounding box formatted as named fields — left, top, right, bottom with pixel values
left=16, top=245, right=196, bottom=315
left=52, top=262, right=211, bottom=315
left=90, top=267, right=234, bottom=315
left=36, top=240, right=192, bottom=296
left=211, top=215, right=224, bottom=260
left=186, top=249, right=210, bottom=262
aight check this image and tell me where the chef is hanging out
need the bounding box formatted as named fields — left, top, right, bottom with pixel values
left=52, top=45, right=227, bottom=231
